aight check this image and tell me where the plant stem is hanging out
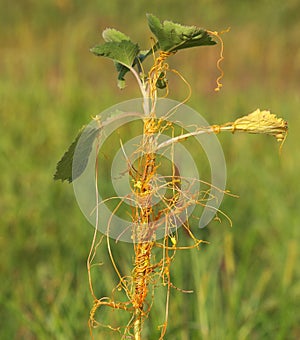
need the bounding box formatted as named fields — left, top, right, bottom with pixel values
left=134, top=308, right=142, bottom=340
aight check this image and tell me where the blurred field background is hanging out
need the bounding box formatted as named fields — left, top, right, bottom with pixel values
left=1, top=0, right=300, bottom=339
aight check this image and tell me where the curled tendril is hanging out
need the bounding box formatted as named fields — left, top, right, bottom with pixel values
left=208, top=28, right=230, bottom=92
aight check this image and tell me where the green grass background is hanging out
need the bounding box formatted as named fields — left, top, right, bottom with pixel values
left=1, top=1, right=300, bottom=339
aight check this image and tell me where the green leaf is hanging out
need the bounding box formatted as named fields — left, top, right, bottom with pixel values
left=102, top=28, right=131, bottom=42
left=102, top=28, right=158, bottom=63
left=147, top=14, right=216, bottom=52
left=91, top=40, right=140, bottom=88
left=93, top=28, right=158, bottom=88
left=114, top=46, right=160, bottom=89
left=115, top=62, right=129, bottom=89
left=53, top=125, right=99, bottom=183
left=101, top=28, right=136, bottom=88
left=90, top=41, right=140, bottom=69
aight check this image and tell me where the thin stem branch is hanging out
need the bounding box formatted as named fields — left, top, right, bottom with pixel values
left=156, top=127, right=214, bottom=151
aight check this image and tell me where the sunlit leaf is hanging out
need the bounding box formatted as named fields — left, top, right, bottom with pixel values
left=90, top=41, right=139, bottom=69
left=102, top=28, right=131, bottom=42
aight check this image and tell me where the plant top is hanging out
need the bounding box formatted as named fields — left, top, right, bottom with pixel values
left=90, top=13, right=217, bottom=89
